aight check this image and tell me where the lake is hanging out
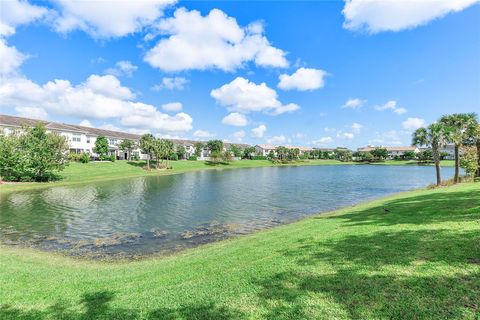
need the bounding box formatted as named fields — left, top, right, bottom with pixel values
left=0, top=165, right=455, bottom=258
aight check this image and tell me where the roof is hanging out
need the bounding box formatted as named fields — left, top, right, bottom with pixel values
left=256, top=144, right=314, bottom=151
left=357, top=146, right=418, bottom=152
left=0, top=114, right=250, bottom=148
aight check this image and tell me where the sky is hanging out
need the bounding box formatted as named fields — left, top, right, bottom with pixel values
left=1, top=0, right=479, bottom=148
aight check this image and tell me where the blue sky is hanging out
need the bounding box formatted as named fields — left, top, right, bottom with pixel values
left=1, top=0, right=479, bottom=148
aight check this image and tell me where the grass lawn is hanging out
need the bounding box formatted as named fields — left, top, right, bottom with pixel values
left=1, top=182, right=478, bottom=319
left=0, top=159, right=455, bottom=192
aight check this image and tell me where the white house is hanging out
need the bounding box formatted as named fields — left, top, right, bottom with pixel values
left=255, top=144, right=315, bottom=157
left=0, top=114, right=249, bottom=161
left=357, top=145, right=420, bottom=159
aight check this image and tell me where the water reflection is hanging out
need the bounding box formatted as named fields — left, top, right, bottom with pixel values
left=0, top=165, right=455, bottom=258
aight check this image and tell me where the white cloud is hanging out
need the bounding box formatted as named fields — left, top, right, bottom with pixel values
left=312, top=136, right=333, bottom=146
left=402, top=117, right=426, bottom=130
left=222, top=112, right=248, bottom=127
left=161, top=102, right=183, bottom=112
left=0, top=0, right=48, bottom=37
left=342, top=98, right=366, bottom=109
left=278, top=67, right=327, bottom=91
left=374, top=100, right=407, bottom=115
left=336, top=131, right=355, bottom=140
left=0, top=39, right=27, bottom=75
left=79, top=119, right=93, bottom=127
left=152, top=77, right=189, bottom=91
left=368, top=130, right=410, bottom=145
left=0, top=74, right=193, bottom=133
left=193, top=129, right=215, bottom=138
left=351, top=122, right=363, bottom=133
left=52, top=0, right=176, bottom=38
left=211, top=77, right=299, bottom=115
left=144, top=8, right=288, bottom=72
left=232, top=130, right=245, bottom=142
left=343, top=0, right=479, bottom=33
left=251, top=124, right=267, bottom=138
left=266, top=135, right=287, bottom=145
left=105, top=60, right=138, bottom=77
left=14, top=106, right=48, bottom=120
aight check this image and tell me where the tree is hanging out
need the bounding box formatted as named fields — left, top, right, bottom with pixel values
left=176, top=145, right=186, bottom=160
left=152, top=139, right=166, bottom=169
left=228, top=144, right=243, bottom=158
left=0, top=124, right=69, bottom=182
left=439, top=113, right=478, bottom=183
left=412, top=123, right=448, bottom=186
left=193, top=142, right=204, bottom=158
left=417, top=149, right=433, bottom=163
left=335, top=149, right=352, bottom=162
left=275, top=146, right=288, bottom=161
left=163, top=140, right=174, bottom=167
left=206, top=140, right=224, bottom=163
left=242, top=146, right=256, bottom=159
left=371, top=148, right=388, bottom=161
left=460, top=147, right=478, bottom=177
left=403, top=151, right=416, bottom=160
left=94, top=136, right=109, bottom=159
left=140, top=134, right=155, bottom=170
left=118, top=139, right=135, bottom=160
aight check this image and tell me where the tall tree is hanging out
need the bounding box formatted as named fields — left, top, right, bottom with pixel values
left=118, top=139, right=135, bottom=160
left=193, top=142, right=204, bottom=158
left=176, top=145, right=186, bottom=160
left=140, top=134, right=155, bottom=170
left=412, top=123, right=447, bottom=186
left=94, top=136, right=109, bottom=159
left=439, top=113, right=478, bottom=183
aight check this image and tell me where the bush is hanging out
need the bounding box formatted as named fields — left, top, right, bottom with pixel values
left=251, top=156, right=267, bottom=160
left=188, top=156, right=197, bottom=161
left=68, top=152, right=90, bottom=163
left=110, top=155, right=116, bottom=162
left=169, top=153, right=179, bottom=161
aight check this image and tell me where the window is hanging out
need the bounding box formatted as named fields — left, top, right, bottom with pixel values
left=109, top=138, right=117, bottom=145
left=86, top=136, right=91, bottom=143
left=72, top=134, right=81, bottom=142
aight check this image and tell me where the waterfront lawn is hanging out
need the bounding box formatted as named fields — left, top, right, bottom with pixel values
left=0, top=159, right=454, bottom=192
left=1, top=182, right=479, bottom=319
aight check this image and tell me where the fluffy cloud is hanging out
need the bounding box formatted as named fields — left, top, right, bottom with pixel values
left=0, top=0, right=48, bottom=37
left=193, top=130, right=215, bottom=138
left=351, top=122, right=363, bottom=133
left=278, top=68, right=327, bottom=91
left=152, top=77, right=189, bottom=91
left=0, top=74, right=193, bottom=133
left=105, top=60, right=138, bottom=77
left=14, top=106, right=48, bottom=120
left=0, top=39, right=27, bottom=75
left=312, top=136, right=333, bottom=146
left=232, top=130, right=245, bottom=142
left=402, top=117, right=426, bottom=130
left=337, top=131, right=355, bottom=140
left=222, top=112, right=248, bottom=127
left=52, top=0, right=176, bottom=38
left=251, top=124, right=267, bottom=138
left=79, top=119, right=94, bottom=127
left=374, top=100, right=407, bottom=115
left=342, top=98, right=366, bottom=109
left=343, top=0, right=479, bottom=33
left=144, top=8, right=288, bottom=72
left=161, top=102, right=183, bottom=112
left=266, top=135, right=287, bottom=145
left=211, top=77, right=299, bottom=115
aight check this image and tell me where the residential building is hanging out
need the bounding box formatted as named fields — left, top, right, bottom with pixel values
left=0, top=114, right=247, bottom=161
left=357, top=145, right=420, bottom=159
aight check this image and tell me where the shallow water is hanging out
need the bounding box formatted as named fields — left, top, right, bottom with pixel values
left=0, top=165, right=455, bottom=258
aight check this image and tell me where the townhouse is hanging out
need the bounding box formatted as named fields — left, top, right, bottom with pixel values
left=0, top=114, right=247, bottom=160
left=357, top=145, right=420, bottom=159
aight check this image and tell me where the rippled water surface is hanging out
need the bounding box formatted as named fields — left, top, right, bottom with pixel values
left=0, top=165, right=455, bottom=257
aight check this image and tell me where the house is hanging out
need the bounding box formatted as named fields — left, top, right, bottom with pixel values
left=357, top=145, right=420, bottom=159
left=0, top=114, right=249, bottom=161
left=255, top=144, right=315, bottom=157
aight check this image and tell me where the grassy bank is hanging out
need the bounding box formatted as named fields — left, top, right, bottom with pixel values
left=1, top=182, right=478, bottom=319
left=0, top=159, right=455, bottom=192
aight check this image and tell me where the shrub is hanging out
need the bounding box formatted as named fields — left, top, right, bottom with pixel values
left=188, top=156, right=197, bottom=161
left=80, top=152, right=90, bottom=163
left=251, top=156, right=267, bottom=160
left=169, top=153, right=179, bottom=161
left=110, top=155, right=116, bottom=162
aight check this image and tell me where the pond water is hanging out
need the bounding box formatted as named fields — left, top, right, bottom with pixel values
left=0, top=165, right=455, bottom=258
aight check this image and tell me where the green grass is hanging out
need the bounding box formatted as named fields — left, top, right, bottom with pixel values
left=1, top=182, right=478, bottom=319
left=0, top=159, right=455, bottom=192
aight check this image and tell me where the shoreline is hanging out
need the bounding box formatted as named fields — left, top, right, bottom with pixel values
left=0, top=159, right=454, bottom=193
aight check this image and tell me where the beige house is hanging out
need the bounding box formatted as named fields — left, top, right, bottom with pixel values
left=357, top=145, right=420, bottom=159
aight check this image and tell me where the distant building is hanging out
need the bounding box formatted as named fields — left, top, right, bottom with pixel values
left=357, top=145, right=420, bottom=159
left=0, top=114, right=247, bottom=161
left=255, top=145, right=314, bottom=157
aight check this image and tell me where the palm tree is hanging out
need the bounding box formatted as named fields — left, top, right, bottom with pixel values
left=412, top=123, right=448, bottom=186
left=439, top=113, right=478, bottom=183
left=140, top=134, right=155, bottom=170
